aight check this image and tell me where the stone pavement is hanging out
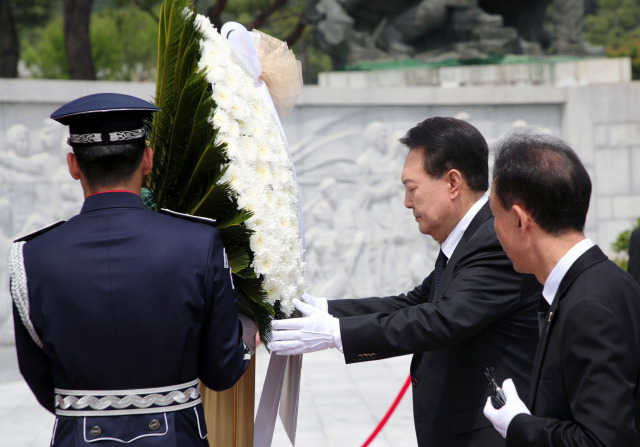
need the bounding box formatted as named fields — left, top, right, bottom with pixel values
left=0, top=345, right=417, bottom=447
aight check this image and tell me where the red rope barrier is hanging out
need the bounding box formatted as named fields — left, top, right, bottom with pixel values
left=361, top=375, right=412, bottom=447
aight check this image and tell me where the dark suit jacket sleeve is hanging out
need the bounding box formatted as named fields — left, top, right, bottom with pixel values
left=507, top=300, right=639, bottom=447
left=198, top=229, right=249, bottom=391
left=336, top=236, right=526, bottom=363
left=628, top=228, right=640, bottom=286
left=328, top=272, right=434, bottom=317
left=12, top=301, right=55, bottom=413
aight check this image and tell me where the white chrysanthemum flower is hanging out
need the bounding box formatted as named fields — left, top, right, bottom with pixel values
left=220, top=163, right=244, bottom=189
left=253, top=248, right=278, bottom=275
left=229, top=100, right=251, bottom=123
left=222, top=134, right=243, bottom=159
left=249, top=97, right=269, bottom=120
left=207, top=63, right=227, bottom=84
left=224, top=65, right=246, bottom=92
left=239, top=120, right=261, bottom=137
left=279, top=300, right=295, bottom=316
left=221, top=118, right=241, bottom=142
left=210, top=107, right=230, bottom=132
left=276, top=161, right=292, bottom=176
left=238, top=136, right=259, bottom=159
left=212, top=84, right=235, bottom=110
left=193, top=14, right=212, bottom=36
left=261, top=277, right=284, bottom=306
left=255, top=161, right=274, bottom=183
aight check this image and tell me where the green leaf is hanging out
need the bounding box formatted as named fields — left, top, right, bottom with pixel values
left=150, top=0, right=272, bottom=343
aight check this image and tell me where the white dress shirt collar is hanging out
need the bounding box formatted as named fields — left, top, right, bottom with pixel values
left=441, top=195, right=489, bottom=260
left=542, top=238, right=595, bottom=306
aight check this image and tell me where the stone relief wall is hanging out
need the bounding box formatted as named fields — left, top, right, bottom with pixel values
left=0, top=80, right=155, bottom=345
left=0, top=118, right=85, bottom=344
left=1, top=67, right=639, bottom=345
left=285, top=105, right=558, bottom=298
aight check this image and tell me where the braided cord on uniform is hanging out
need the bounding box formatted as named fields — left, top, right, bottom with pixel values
left=56, top=384, right=201, bottom=411
left=8, top=241, right=43, bottom=348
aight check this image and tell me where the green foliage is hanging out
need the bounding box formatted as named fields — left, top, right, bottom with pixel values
left=150, top=0, right=273, bottom=341
left=585, top=0, right=640, bottom=79
left=21, top=18, right=68, bottom=78
left=92, top=7, right=159, bottom=80
left=11, top=0, right=57, bottom=28
left=20, top=3, right=159, bottom=80
left=611, top=217, right=640, bottom=270
left=112, top=0, right=160, bottom=9
left=217, top=0, right=266, bottom=24
left=17, top=0, right=330, bottom=83
left=607, top=40, right=640, bottom=79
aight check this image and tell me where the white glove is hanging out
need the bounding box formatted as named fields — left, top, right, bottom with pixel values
left=268, top=298, right=343, bottom=355
left=301, top=292, right=328, bottom=312
left=483, top=378, right=531, bottom=438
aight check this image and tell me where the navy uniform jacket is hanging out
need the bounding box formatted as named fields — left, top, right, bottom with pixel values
left=507, top=246, right=640, bottom=446
left=11, top=192, right=249, bottom=446
left=329, top=202, right=541, bottom=447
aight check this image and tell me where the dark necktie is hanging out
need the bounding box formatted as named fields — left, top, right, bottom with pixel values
left=433, top=249, right=448, bottom=292
left=538, top=298, right=550, bottom=336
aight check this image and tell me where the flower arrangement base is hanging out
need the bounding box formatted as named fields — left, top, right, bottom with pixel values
left=200, top=357, right=255, bottom=447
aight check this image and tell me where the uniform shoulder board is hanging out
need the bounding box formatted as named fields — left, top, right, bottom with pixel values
left=14, top=220, right=66, bottom=243
left=159, top=208, right=217, bottom=226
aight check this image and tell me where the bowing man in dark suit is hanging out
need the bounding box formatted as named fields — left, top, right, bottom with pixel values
left=9, top=93, right=251, bottom=446
left=269, top=117, right=541, bottom=447
left=484, top=132, right=640, bottom=446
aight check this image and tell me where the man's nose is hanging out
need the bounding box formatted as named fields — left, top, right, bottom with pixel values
left=404, top=192, right=413, bottom=209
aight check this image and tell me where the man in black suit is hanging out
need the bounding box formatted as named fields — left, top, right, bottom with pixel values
left=484, top=133, right=640, bottom=446
left=269, top=117, right=540, bottom=446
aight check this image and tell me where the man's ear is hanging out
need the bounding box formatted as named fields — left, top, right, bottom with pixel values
left=512, top=204, right=531, bottom=234
left=67, top=152, right=81, bottom=180
left=447, top=169, right=462, bottom=198
left=141, top=146, right=154, bottom=176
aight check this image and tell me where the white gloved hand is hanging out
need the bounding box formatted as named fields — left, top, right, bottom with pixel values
left=301, top=292, right=328, bottom=312
left=483, top=378, right=531, bottom=438
left=268, top=298, right=342, bottom=355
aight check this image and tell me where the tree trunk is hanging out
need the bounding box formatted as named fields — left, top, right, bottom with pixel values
left=250, top=0, right=288, bottom=30
left=64, top=0, right=95, bottom=80
left=132, top=0, right=159, bottom=22
left=285, top=17, right=308, bottom=47
left=207, top=0, right=227, bottom=32
left=0, top=0, right=19, bottom=78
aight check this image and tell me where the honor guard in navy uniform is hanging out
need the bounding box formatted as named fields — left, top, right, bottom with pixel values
left=9, top=93, right=251, bottom=446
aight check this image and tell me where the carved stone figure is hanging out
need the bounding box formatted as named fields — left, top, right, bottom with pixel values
left=305, top=178, right=352, bottom=297
left=1, top=124, right=42, bottom=229
left=0, top=124, right=33, bottom=182
left=481, top=0, right=603, bottom=55
left=355, top=121, right=400, bottom=293
left=30, top=119, right=66, bottom=223
left=306, top=0, right=601, bottom=68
